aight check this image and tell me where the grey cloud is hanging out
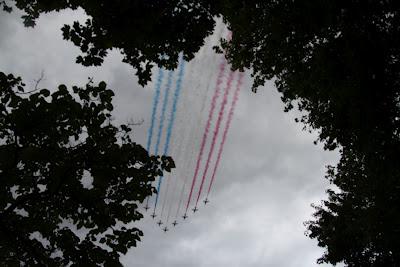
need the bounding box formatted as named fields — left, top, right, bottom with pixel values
left=0, top=9, right=339, bottom=267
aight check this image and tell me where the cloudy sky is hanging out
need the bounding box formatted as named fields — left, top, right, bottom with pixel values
left=1, top=7, right=340, bottom=267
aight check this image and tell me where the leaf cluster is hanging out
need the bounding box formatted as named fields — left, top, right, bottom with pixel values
left=0, top=72, right=173, bottom=266
left=4, top=0, right=400, bottom=265
left=306, top=144, right=400, bottom=266
left=218, top=1, right=400, bottom=265
left=10, top=0, right=221, bottom=86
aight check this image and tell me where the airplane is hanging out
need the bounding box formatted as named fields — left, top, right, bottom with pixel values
left=163, top=227, right=169, bottom=233
left=203, top=198, right=209, bottom=205
left=144, top=205, right=150, bottom=211
left=157, top=220, right=163, bottom=226
left=172, top=220, right=178, bottom=227
left=192, top=206, right=198, bottom=213
left=182, top=214, right=188, bottom=220
left=151, top=213, right=156, bottom=219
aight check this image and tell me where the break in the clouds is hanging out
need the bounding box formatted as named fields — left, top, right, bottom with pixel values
left=1, top=8, right=339, bottom=267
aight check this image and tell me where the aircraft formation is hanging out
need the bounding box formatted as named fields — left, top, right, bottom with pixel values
left=142, top=28, right=245, bottom=232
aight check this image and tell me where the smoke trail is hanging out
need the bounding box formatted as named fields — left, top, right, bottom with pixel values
left=207, top=72, right=244, bottom=198
left=151, top=71, right=172, bottom=218
left=153, top=55, right=186, bottom=213
left=154, top=71, right=173, bottom=155
left=144, top=68, right=164, bottom=210
left=146, top=68, right=164, bottom=152
left=163, top=57, right=185, bottom=156
left=173, top=30, right=227, bottom=220
left=160, top=165, right=172, bottom=220
left=195, top=70, right=235, bottom=207
left=174, top=127, right=200, bottom=219
left=185, top=58, right=226, bottom=214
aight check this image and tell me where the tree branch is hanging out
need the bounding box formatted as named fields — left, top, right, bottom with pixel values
left=15, top=70, right=45, bottom=95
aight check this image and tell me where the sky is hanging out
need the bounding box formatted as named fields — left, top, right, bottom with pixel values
left=0, top=7, right=340, bottom=267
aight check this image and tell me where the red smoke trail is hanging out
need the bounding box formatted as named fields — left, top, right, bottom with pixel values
left=184, top=58, right=226, bottom=214
left=206, top=71, right=244, bottom=198
left=195, top=70, right=235, bottom=207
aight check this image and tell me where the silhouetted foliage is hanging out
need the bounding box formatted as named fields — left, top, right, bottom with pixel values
left=0, top=72, right=174, bottom=266
left=306, top=145, right=400, bottom=266
left=220, top=0, right=400, bottom=150
left=217, top=1, right=400, bottom=265
left=3, top=0, right=400, bottom=265
left=6, top=0, right=219, bottom=86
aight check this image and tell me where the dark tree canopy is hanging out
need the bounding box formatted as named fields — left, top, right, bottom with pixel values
left=306, top=145, right=400, bottom=266
left=4, top=0, right=219, bottom=86
left=218, top=1, right=400, bottom=265
left=2, top=0, right=400, bottom=266
left=5, top=0, right=398, bottom=154
left=220, top=0, right=400, bottom=151
left=0, top=72, right=174, bottom=266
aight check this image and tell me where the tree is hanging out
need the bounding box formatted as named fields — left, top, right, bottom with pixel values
left=3, top=0, right=400, bottom=265
left=219, top=0, right=400, bottom=150
left=3, top=0, right=220, bottom=86
left=0, top=72, right=174, bottom=266
left=306, top=145, right=400, bottom=266
left=6, top=1, right=398, bottom=152
left=217, top=1, right=400, bottom=265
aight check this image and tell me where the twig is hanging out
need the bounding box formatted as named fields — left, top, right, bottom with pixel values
left=16, top=70, right=45, bottom=95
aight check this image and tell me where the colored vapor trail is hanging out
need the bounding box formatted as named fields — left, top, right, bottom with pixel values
left=153, top=56, right=186, bottom=212
left=154, top=71, right=173, bottom=155
left=195, top=70, right=235, bottom=207
left=185, top=58, right=226, bottom=214
left=207, top=72, right=244, bottom=198
left=143, top=28, right=244, bottom=230
left=163, top=57, right=185, bottom=156
left=144, top=68, right=164, bottom=209
left=146, top=69, right=164, bottom=152
left=152, top=71, right=172, bottom=217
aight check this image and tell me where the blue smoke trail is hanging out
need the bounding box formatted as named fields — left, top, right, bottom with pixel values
left=163, top=57, right=185, bottom=156
left=153, top=55, right=186, bottom=212
left=154, top=71, right=173, bottom=155
left=145, top=68, right=164, bottom=210
left=146, top=68, right=164, bottom=152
